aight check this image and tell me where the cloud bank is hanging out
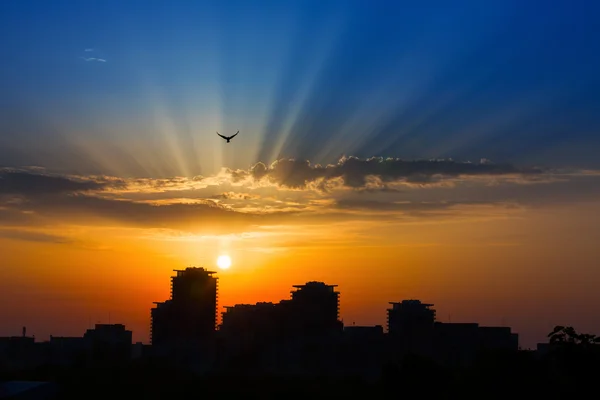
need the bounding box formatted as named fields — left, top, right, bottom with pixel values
left=225, top=156, right=545, bottom=190
left=1, top=156, right=599, bottom=237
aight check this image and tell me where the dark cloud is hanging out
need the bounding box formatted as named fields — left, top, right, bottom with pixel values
left=0, top=169, right=117, bottom=196
left=0, top=159, right=596, bottom=234
left=0, top=170, right=295, bottom=232
left=6, top=193, right=297, bottom=232
left=211, top=192, right=260, bottom=200
left=237, top=156, right=542, bottom=189
left=334, top=199, right=513, bottom=213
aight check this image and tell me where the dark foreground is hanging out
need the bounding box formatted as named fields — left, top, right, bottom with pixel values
left=2, top=348, right=599, bottom=399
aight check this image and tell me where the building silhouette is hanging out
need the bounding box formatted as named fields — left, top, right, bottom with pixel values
left=0, top=332, right=37, bottom=371
left=387, top=300, right=436, bottom=357
left=387, top=300, right=436, bottom=335
left=218, top=281, right=343, bottom=374
left=433, top=322, right=519, bottom=366
left=0, top=269, right=528, bottom=378
left=385, top=300, right=519, bottom=365
left=84, top=324, right=132, bottom=364
left=289, top=282, right=342, bottom=335
left=151, top=268, right=218, bottom=347
left=221, top=302, right=278, bottom=338
left=220, top=281, right=343, bottom=340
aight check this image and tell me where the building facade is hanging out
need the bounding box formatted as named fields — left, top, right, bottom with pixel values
left=151, top=267, right=218, bottom=347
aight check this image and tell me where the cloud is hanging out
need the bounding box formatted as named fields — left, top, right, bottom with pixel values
left=34, top=194, right=255, bottom=221
left=334, top=199, right=499, bottom=212
left=222, top=156, right=544, bottom=190
left=80, top=57, right=107, bottom=62
left=0, top=170, right=272, bottom=232
left=5, top=193, right=297, bottom=233
left=0, top=229, right=73, bottom=244
left=0, top=157, right=559, bottom=200
left=0, top=158, right=599, bottom=234
left=211, top=192, right=260, bottom=200
left=79, top=48, right=106, bottom=62
left=0, top=169, right=113, bottom=195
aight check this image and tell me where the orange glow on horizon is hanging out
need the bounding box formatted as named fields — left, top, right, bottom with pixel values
left=1, top=197, right=600, bottom=349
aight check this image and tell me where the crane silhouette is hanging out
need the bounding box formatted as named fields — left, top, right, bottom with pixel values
left=217, top=130, right=239, bottom=143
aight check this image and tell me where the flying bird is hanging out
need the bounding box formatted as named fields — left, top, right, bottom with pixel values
left=217, top=130, right=239, bottom=143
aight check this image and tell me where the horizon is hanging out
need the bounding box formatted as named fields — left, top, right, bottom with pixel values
left=2, top=0, right=600, bottom=351
left=0, top=263, right=584, bottom=349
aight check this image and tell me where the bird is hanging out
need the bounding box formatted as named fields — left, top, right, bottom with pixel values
left=217, top=130, right=239, bottom=143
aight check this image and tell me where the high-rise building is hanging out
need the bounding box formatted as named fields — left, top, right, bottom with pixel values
left=220, top=281, right=342, bottom=339
left=289, top=281, right=342, bottom=334
left=387, top=300, right=436, bottom=335
left=220, top=302, right=278, bottom=335
left=218, top=282, right=342, bottom=374
left=387, top=300, right=436, bottom=356
left=150, top=267, right=218, bottom=346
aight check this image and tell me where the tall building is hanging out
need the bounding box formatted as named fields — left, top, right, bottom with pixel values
left=289, top=281, right=342, bottom=335
left=220, top=302, right=278, bottom=336
left=387, top=300, right=436, bottom=356
left=387, top=300, right=436, bottom=334
left=151, top=267, right=218, bottom=346
left=219, top=281, right=342, bottom=340
left=218, top=282, right=342, bottom=374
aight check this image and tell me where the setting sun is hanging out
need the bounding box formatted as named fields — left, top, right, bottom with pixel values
left=217, top=255, right=232, bottom=270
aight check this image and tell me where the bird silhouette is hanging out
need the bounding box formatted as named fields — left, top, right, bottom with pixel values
left=217, top=130, right=239, bottom=143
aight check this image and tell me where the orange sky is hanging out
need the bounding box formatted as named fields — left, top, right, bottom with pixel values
left=1, top=161, right=600, bottom=348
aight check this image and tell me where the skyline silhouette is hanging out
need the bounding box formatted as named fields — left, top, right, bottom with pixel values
left=0, top=267, right=523, bottom=369
left=1, top=271, right=599, bottom=397
left=0, top=265, right=590, bottom=352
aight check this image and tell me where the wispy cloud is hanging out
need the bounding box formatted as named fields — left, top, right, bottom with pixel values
left=0, top=229, right=73, bottom=244
left=80, top=57, right=107, bottom=62
left=79, top=48, right=106, bottom=62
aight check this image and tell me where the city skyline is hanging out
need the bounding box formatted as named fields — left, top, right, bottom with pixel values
left=2, top=268, right=521, bottom=352
left=2, top=0, right=600, bottom=351
left=0, top=266, right=567, bottom=351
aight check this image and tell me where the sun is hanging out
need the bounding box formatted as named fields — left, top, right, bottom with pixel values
left=217, top=255, right=231, bottom=270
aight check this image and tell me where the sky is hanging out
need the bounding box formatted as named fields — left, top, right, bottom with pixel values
left=1, top=0, right=599, bottom=348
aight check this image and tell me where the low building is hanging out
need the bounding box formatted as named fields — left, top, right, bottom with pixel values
left=83, top=324, right=132, bottom=364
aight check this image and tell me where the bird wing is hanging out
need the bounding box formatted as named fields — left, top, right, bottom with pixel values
left=216, top=132, right=227, bottom=139
left=229, top=130, right=239, bottom=139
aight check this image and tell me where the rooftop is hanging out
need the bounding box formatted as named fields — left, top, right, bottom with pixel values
left=389, top=300, right=434, bottom=307
left=293, top=281, right=338, bottom=288
left=173, top=267, right=217, bottom=276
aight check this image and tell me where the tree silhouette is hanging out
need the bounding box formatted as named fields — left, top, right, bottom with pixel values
left=548, top=326, right=600, bottom=346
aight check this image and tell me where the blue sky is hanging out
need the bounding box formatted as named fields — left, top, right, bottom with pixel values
left=1, top=0, right=599, bottom=176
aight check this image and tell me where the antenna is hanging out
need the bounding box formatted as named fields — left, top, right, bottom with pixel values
left=108, top=312, right=111, bottom=324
